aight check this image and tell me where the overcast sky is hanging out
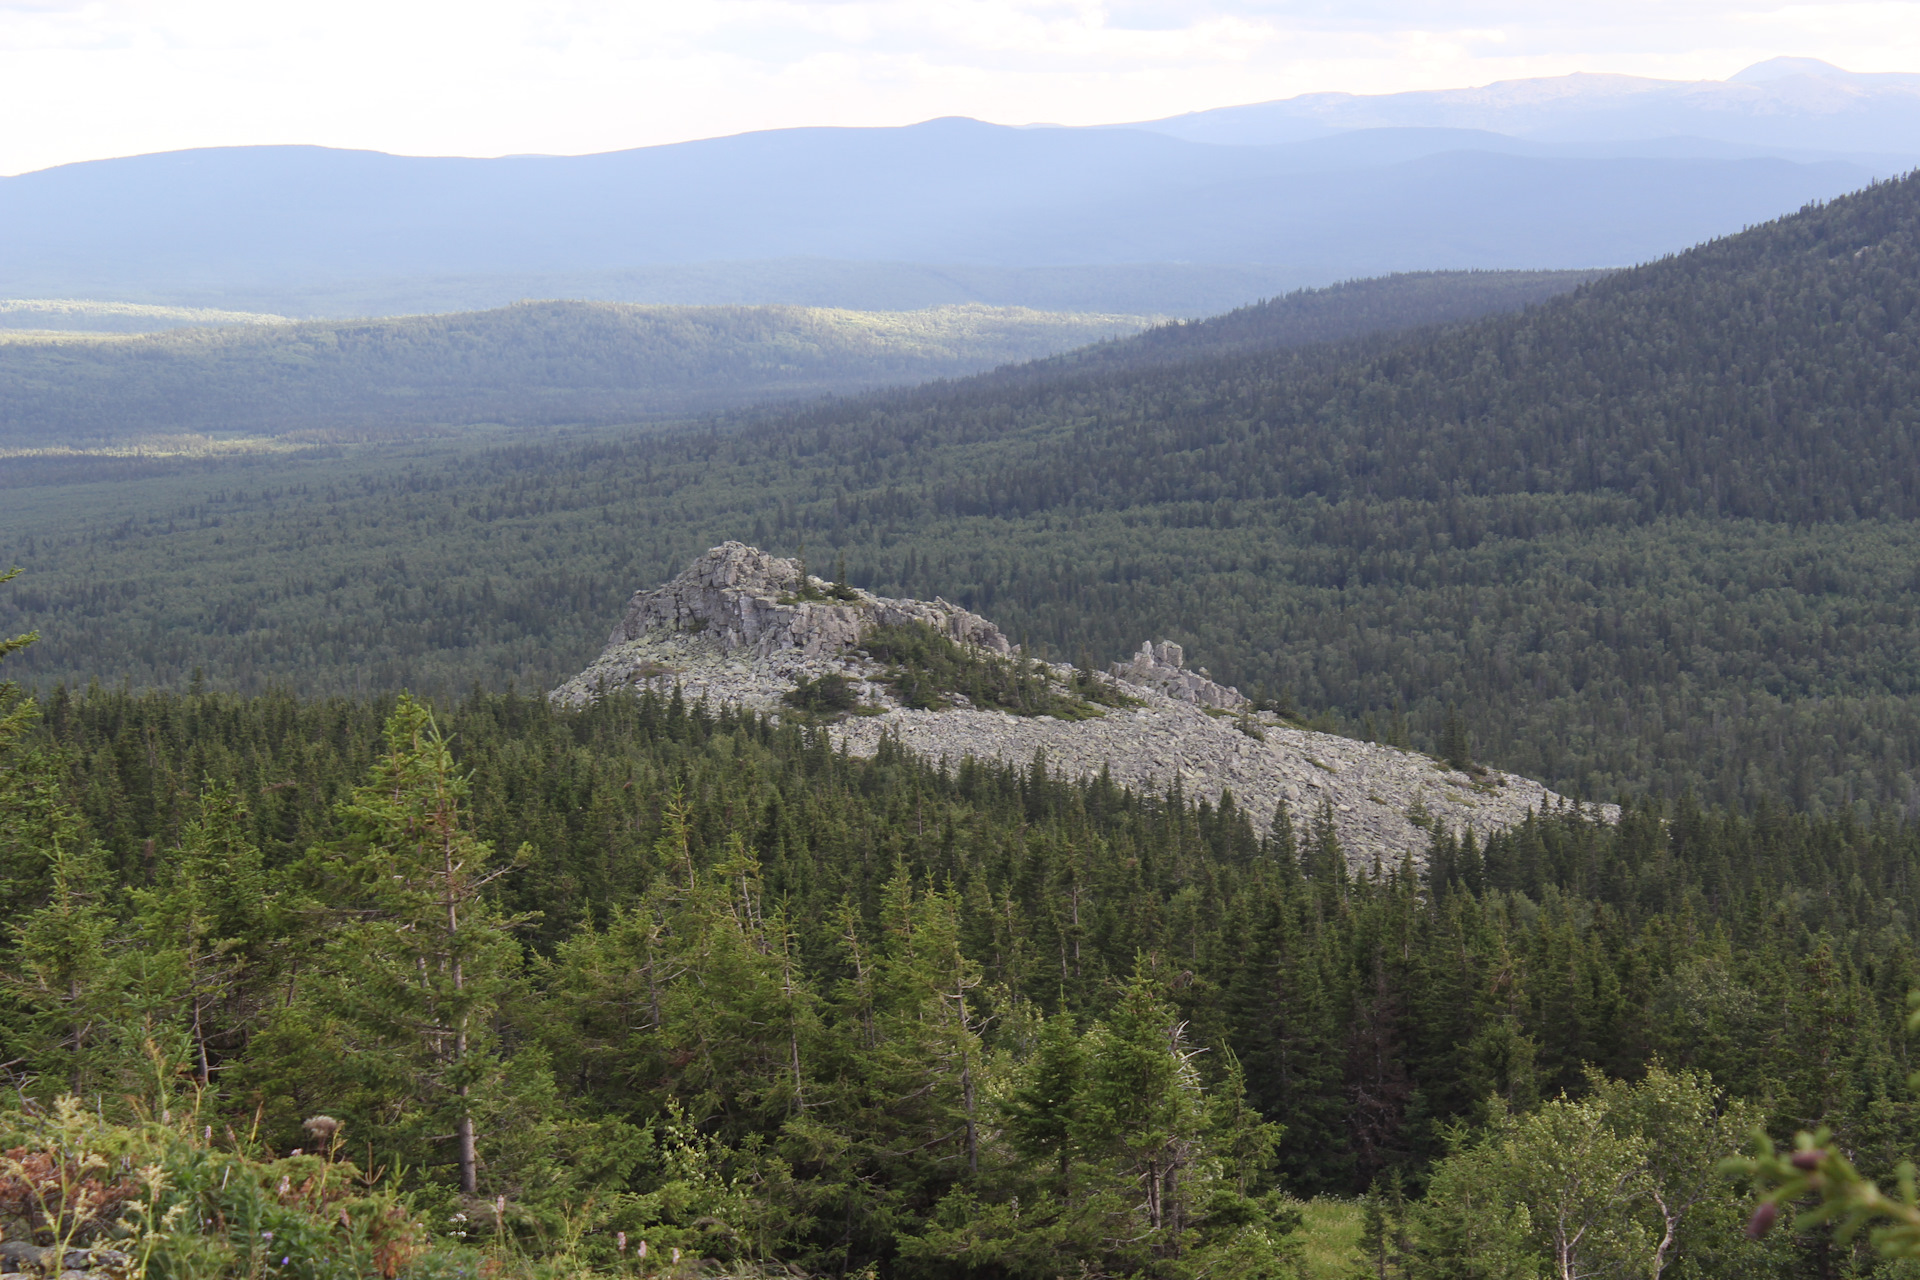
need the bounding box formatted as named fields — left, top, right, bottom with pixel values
left=5, top=0, right=1920, bottom=175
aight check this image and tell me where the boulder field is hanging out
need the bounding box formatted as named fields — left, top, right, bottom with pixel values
left=552, top=543, right=1614, bottom=862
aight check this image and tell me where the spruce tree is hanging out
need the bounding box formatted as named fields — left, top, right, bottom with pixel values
left=129, top=781, right=275, bottom=1086
left=1439, top=707, right=1473, bottom=773
left=302, top=695, right=532, bottom=1196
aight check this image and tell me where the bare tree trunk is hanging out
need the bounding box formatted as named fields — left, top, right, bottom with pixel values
left=456, top=1092, right=477, bottom=1197
left=447, top=823, right=478, bottom=1197
left=956, top=972, right=978, bottom=1174
left=192, top=983, right=212, bottom=1086
left=1649, top=1190, right=1678, bottom=1279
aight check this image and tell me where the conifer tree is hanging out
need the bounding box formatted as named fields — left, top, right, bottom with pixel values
left=0, top=585, right=150, bottom=1100
left=6, top=805, right=122, bottom=1097
left=1439, top=707, right=1473, bottom=774
left=296, top=696, right=532, bottom=1196
left=129, top=781, right=274, bottom=1086
left=1077, top=962, right=1207, bottom=1235
left=1002, top=1010, right=1085, bottom=1195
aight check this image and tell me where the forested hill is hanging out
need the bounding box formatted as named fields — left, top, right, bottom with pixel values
left=0, top=300, right=1146, bottom=447
left=4, top=182, right=1920, bottom=811
left=0, top=271, right=1596, bottom=448
left=993, top=267, right=1603, bottom=381
left=761, top=173, right=1920, bottom=525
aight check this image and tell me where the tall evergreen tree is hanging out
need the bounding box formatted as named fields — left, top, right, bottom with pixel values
left=260, top=696, right=535, bottom=1196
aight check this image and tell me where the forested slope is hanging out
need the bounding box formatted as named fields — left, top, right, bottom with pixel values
left=0, top=301, right=1147, bottom=446
left=0, top=270, right=1593, bottom=447
left=999, top=267, right=1603, bottom=377
left=4, top=183, right=1920, bottom=813
left=6, top=679, right=1918, bottom=1276
left=774, top=174, right=1920, bottom=523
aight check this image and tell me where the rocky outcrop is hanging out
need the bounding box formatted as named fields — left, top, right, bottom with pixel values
left=554, top=544, right=1615, bottom=863
left=1110, top=641, right=1248, bottom=710
left=602, top=541, right=1011, bottom=660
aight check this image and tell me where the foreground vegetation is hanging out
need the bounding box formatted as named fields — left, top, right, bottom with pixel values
left=8, top=605, right=1920, bottom=1273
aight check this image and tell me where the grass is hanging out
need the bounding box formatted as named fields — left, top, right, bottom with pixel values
left=1295, top=1197, right=1365, bottom=1278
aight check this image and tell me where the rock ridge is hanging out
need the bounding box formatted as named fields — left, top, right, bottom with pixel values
left=1110, top=640, right=1249, bottom=710
left=604, top=541, right=1012, bottom=660
left=553, top=544, right=1616, bottom=862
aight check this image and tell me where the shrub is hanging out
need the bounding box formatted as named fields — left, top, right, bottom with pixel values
left=783, top=673, right=858, bottom=715
left=1, top=1096, right=425, bottom=1280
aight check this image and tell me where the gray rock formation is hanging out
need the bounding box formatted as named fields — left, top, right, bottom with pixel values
left=603, top=541, right=1012, bottom=660
left=1110, top=640, right=1249, bottom=710
left=554, top=544, right=1615, bottom=863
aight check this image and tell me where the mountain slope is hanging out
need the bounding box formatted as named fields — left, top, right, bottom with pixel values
left=3, top=178, right=1919, bottom=812
left=0, top=271, right=1593, bottom=447
left=774, top=172, right=1920, bottom=525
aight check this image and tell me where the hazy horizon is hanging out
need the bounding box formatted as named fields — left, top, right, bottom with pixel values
left=10, top=0, right=1920, bottom=175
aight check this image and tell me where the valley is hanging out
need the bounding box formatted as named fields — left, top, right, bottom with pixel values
left=7, top=52, right=1920, bottom=1280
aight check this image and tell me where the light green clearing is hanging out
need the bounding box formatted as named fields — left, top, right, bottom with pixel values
left=0, top=297, right=292, bottom=332
left=1297, top=1197, right=1366, bottom=1278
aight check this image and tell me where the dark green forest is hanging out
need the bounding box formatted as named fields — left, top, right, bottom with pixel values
left=0, top=184, right=1915, bottom=809
left=7, top=178, right=1920, bottom=1275
left=8, top=664, right=1920, bottom=1277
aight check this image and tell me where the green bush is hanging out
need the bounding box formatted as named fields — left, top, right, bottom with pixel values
left=0, top=1096, right=426, bottom=1280
left=782, top=672, right=859, bottom=715
left=861, top=622, right=1128, bottom=719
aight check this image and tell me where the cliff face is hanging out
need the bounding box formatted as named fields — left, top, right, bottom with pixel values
left=555, top=544, right=1614, bottom=861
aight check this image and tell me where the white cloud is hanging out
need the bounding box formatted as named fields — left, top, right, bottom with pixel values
left=4, top=0, right=1920, bottom=173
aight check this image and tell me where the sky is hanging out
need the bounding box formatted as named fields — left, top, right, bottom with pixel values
left=5, top=0, right=1920, bottom=176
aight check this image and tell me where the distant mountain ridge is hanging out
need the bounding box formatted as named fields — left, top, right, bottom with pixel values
left=2, top=62, right=1897, bottom=318
left=1130, top=58, right=1920, bottom=153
